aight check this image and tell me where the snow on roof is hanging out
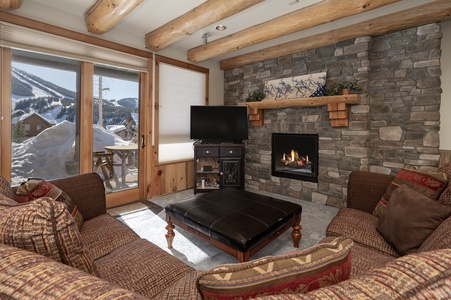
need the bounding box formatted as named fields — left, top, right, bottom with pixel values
left=106, top=124, right=126, bottom=133
left=12, top=112, right=57, bottom=125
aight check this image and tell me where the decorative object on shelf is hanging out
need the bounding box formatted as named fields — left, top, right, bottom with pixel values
left=327, top=81, right=362, bottom=95
left=263, top=72, right=326, bottom=100
left=245, top=90, right=266, bottom=102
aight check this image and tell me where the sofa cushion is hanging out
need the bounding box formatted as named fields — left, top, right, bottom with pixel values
left=377, top=185, right=451, bottom=255
left=348, top=243, right=395, bottom=277
left=419, top=215, right=451, bottom=252
left=197, top=237, right=353, bottom=300
left=151, top=268, right=202, bottom=300
left=372, top=166, right=447, bottom=217
left=326, top=207, right=400, bottom=257
left=0, top=176, right=16, bottom=201
left=0, top=243, right=146, bottom=300
left=95, top=238, right=196, bottom=299
left=80, top=213, right=139, bottom=260
left=272, top=249, right=451, bottom=300
left=0, top=197, right=98, bottom=276
left=15, top=178, right=84, bottom=229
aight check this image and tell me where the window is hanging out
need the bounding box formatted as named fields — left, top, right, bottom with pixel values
left=11, top=49, right=80, bottom=186
left=157, top=61, right=208, bottom=163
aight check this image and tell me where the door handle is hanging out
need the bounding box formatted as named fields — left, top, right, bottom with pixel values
left=141, top=135, right=145, bottom=149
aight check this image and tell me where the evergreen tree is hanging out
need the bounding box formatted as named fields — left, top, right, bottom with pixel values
left=12, top=122, right=27, bottom=142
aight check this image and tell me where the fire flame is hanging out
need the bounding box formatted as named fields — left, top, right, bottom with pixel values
left=281, top=149, right=310, bottom=167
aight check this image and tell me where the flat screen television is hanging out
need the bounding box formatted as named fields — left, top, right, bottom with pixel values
left=190, top=105, right=248, bottom=143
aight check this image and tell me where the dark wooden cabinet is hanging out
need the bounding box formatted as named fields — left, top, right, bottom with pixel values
left=194, top=143, right=244, bottom=194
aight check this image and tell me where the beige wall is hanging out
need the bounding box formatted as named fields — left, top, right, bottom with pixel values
left=441, top=20, right=451, bottom=150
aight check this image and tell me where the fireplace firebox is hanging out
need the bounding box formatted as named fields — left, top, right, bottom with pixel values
left=271, top=133, right=319, bottom=182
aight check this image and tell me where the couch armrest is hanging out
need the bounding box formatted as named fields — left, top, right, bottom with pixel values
left=347, top=170, right=393, bottom=214
left=51, top=173, right=106, bottom=221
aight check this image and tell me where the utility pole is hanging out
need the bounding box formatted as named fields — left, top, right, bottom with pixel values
left=98, top=75, right=103, bottom=127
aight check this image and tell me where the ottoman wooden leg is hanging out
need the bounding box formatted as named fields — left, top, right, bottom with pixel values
left=291, top=216, right=302, bottom=248
left=165, top=215, right=175, bottom=249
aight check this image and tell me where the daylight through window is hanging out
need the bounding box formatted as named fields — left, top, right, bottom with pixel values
left=158, top=61, right=207, bottom=163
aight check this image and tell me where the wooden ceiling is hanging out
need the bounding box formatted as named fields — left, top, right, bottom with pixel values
left=1, top=0, right=451, bottom=70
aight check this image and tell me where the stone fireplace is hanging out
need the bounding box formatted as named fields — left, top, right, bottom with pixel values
left=272, top=133, right=318, bottom=183
left=223, top=23, right=442, bottom=208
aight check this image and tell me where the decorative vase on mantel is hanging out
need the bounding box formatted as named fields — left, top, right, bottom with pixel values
left=341, top=88, right=350, bottom=95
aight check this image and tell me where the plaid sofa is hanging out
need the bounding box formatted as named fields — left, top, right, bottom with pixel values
left=325, top=170, right=451, bottom=277
left=0, top=172, right=449, bottom=299
left=0, top=173, right=201, bottom=299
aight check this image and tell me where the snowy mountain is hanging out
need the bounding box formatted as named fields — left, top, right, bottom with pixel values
left=11, top=67, right=138, bottom=125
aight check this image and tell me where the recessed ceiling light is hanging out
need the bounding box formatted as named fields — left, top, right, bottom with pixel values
left=215, top=25, right=227, bottom=31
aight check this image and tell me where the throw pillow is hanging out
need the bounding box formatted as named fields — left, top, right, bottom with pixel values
left=376, top=185, right=451, bottom=255
left=438, top=162, right=451, bottom=178
left=438, top=184, right=451, bottom=205
left=0, top=197, right=98, bottom=276
left=372, top=166, right=447, bottom=217
left=0, top=176, right=16, bottom=201
left=197, top=237, right=353, bottom=300
left=15, top=178, right=83, bottom=229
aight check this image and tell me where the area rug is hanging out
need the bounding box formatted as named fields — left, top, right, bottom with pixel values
left=107, top=188, right=339, bottom=271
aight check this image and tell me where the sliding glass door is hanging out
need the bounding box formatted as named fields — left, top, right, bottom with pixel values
left=92, top=64, right=140, bottom=192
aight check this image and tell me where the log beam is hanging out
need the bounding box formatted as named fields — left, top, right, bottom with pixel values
left=220, top=0, right=451, bottom=70
left=0, top=0, right=21, bottom=10
left=187, top=0, right=403, bottom=62
left=85, top=0, right=143, bottom=34
left=145, top=0, right=264, bottom=51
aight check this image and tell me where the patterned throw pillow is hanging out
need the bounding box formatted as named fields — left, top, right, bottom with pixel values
left=197, top=237, right=353, bottom=300
left=377, top=185, right=451, bottom=255
left=0, top=197, right=98, bottom=275
left=372, top=166, right=448, bottom=217
left=0, top=176, right=16, bottom=201
left=438, top=162, right=451, bottom=205
left=15, top=178, right=83, bottom=229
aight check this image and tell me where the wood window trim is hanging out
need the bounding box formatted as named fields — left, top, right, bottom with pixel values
left=0, top=47, right=12, bottom=178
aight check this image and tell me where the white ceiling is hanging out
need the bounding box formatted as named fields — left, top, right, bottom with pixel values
left=8, top=0, right=440, bottom=62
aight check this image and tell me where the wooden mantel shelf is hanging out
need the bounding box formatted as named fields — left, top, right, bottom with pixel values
left=242, top=94, right=361, bottom=127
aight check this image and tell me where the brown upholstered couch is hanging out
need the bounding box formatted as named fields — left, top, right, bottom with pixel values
left=0, top=173, right=201, bottom=299
left=326, top=170, right=451, bottom=277
left=0, top=171, right=450, bottom=299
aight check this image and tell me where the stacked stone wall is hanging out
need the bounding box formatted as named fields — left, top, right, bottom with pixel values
left=223, top=24, right=442, bottom=207
left=368, top=24, right=442, bottom=174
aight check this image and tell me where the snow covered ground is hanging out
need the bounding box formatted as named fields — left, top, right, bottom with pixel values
left=11, top=121, right=132, bottom=186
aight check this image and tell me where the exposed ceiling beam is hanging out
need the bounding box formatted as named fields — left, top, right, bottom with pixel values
left=85, top=0, right=143, bottom=34
left=219, top=0, right=451, bottom=70
left=187, top=0, right=403, bottom=63
left=145, top=0, right=264, bottom=51
left=0, top=0, right=21, bottom=10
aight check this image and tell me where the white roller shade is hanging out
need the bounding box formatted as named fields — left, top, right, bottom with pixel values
left=158, top=62, right=206, bottom=143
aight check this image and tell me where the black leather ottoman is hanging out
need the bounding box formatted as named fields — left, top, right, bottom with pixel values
left=165, top=187, right=302, bottom=262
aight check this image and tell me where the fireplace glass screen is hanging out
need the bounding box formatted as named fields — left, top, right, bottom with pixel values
left=271, top=133, right=318, bottom=182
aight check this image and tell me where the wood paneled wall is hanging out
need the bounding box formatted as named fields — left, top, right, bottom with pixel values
left=148, top=160, right=194, bottom=198
left=440, top=150, right=451, bottom=166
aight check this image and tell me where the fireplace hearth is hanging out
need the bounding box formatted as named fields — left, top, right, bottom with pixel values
left=272, top=133, right=319, bottom=182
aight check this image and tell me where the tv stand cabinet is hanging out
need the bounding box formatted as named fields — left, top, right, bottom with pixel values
left=194, top=143, right=245, bottom=194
